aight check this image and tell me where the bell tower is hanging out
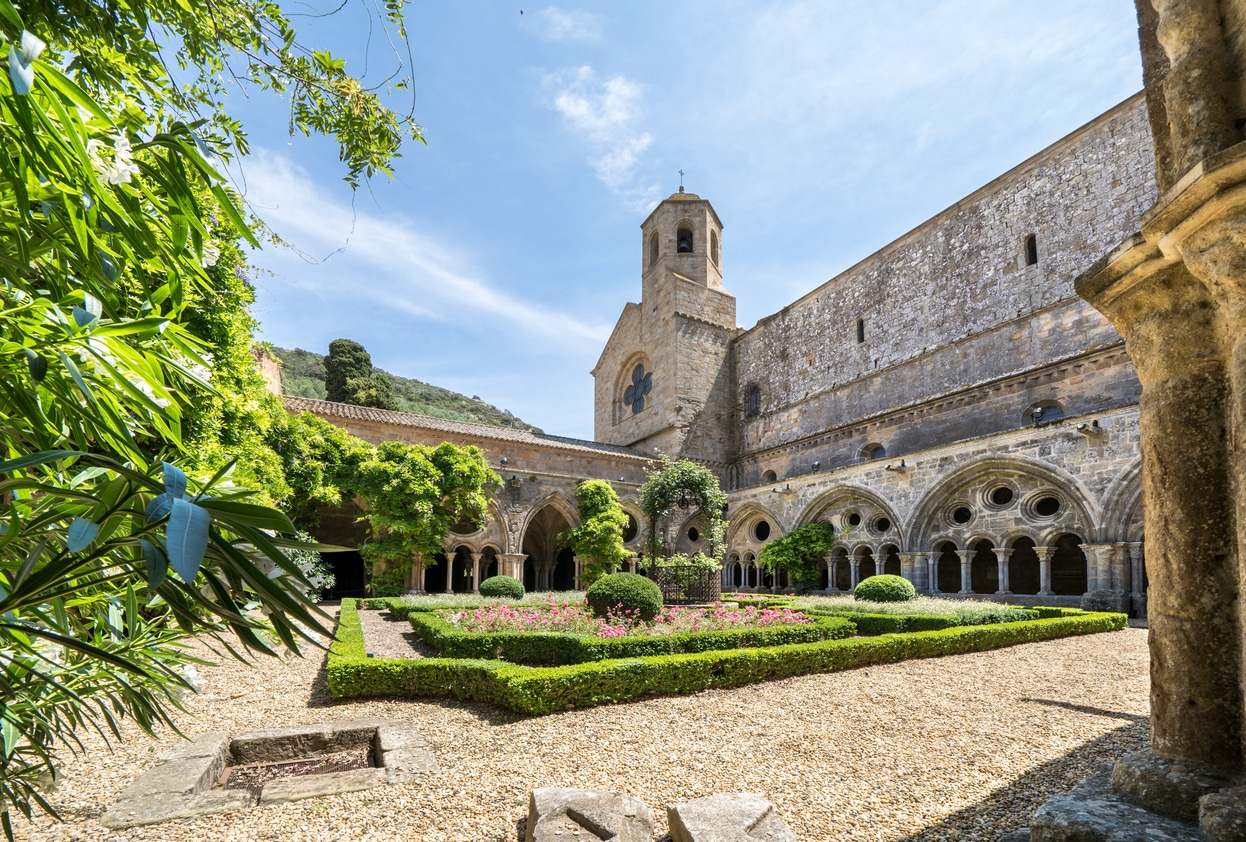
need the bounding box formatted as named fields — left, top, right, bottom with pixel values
left=592, top=189, right=738, bottom=473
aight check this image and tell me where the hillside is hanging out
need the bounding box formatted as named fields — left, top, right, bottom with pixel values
left=272, top=346, right=543, bottom=433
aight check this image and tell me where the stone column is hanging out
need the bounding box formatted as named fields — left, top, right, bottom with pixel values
left=497, top=553, right=526, bottom=581
left=927, top=554, right=939, bottom=594
left=1080, top=544, right=1119, bottom=598
left=1111, top=543, right=1131, bottom=594
left=1078, top=201, right=1241, bottom=773
left=1035, top=547, right=1053, bottom=596
left=443, top=556, right=454, bottom=595
left=574, top=556, right=585, bottom=590
left=995, top=548, right=1013, bottom=595
left=849, top=559, right=860, bottom=590
left=956, top=550, right=974, bottom=595
left=413, top=559, right=426, bottom=593
left=897, top=552, right=920, bottom=591
left=470, top=551, right=482, bottom=594
left=1129, top=542, right=1145, bottom=598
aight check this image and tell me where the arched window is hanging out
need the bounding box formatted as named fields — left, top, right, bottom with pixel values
left=856, top=318, right=866, bottom=344
left=862, top=443, right=886, bottom=461
left=1025, top=234, right=1038, bottom=267
left=677, top=227, right=693, bottom=253
left=710, top=230, right=720, bottom=265
left=649, top=232, right=659, bottom=267
left=1025, top=400, right=1065, bottom=426
left=745, top=383, right=760, bottom=417
left=762, top=470, right=777, bottom=484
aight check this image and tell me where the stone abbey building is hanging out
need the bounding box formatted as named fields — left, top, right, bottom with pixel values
left=292, top=92, right=1156, bottom=613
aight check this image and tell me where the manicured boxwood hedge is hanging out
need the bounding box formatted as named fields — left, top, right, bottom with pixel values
left=327, top=599, right=1126, bottom=715
left=406, top=610, right=855, bottom=665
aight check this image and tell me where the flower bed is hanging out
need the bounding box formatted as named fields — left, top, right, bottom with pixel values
left=440, top=598, right=813, bottom=639
left=326, top=599, right=1129, bottom=715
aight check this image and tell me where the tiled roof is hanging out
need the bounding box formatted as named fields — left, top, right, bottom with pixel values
left=283, top=396, right=650, bottom=461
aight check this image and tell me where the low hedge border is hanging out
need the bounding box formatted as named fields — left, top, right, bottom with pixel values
left=327, top=599, right=1126, bottom=715
left=407, top=610, right=855, bottom=665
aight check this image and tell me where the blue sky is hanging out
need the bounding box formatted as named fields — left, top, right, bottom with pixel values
left=228, top=1, right=1144, bottom=440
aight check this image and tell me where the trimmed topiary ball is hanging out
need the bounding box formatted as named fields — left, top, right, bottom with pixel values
left=479, top=575, right=525, bottom=600
left=586, top=572, right=663, bottom=620
left=854, top=574, right=917, bottom=603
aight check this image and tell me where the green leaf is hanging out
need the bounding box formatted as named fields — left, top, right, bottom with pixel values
left=66, top=517, right=100, bottom=552
left=166, top=498, right=210, bottom=582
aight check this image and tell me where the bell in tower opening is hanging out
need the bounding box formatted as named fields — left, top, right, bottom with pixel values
left=677, top=227, right=693, bottom=253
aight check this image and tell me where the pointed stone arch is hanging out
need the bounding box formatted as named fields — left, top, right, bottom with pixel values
left=725, top=502, right=783, bottom=553
left=1100, top=458, right=1144, bottom=543
left=797, top=484, right=903, bottom=548
left=909, top=456, right=1097, bottom=552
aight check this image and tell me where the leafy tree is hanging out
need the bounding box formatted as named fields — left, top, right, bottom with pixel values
left=559, top=480, right=630, bottom=587
left=347, top=371, right=400, bottom=411
left=757, top=521, right=837, bottom=589
left=324, top=338, right=374, bottom=403
left=0, top=0, right=421, bottom=833
left=353, top=441, right=499, bottom=573
left=638, top=456, right=729, bottom=561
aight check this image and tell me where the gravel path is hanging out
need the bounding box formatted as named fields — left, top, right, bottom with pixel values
left=14, top=611, right=1149, bottom=842
left=356, top=607, right=435, bottom=659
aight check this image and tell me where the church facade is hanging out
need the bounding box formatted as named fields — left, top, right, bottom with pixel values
left=293, top=92, right=1156, bottom=613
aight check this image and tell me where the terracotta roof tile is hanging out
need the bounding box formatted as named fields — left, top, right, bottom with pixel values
left=283, top=396, right=650, bottom=461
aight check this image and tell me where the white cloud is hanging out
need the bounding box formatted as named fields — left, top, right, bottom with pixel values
left=530, top=6, right=602, bottom=42
left=545, top=66, right=659, bottom=210
left=238, top=150, right=611, bottom=344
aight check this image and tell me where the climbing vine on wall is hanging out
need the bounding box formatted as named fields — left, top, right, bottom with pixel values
left=639, top=456, right=729, bottom=560
left=758, top=521, right=837, bottom=587
left=559, top=479, right=631, bottom=586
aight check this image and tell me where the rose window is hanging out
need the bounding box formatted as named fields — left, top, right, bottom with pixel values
left=623, top=363, right=653, bottom=414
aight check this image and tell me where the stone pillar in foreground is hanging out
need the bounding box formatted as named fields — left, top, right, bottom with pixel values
left=1035, top=547, right=1054, bottom=596
left=497, top=553, right=526, bottom=581
left=926, top=554, right=939, bottom=594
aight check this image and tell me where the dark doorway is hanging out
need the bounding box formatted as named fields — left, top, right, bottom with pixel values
left=552, top=547, right=576, bottom=591
left=937, top=543, right=961, bottom=593
left=479, top=548, right=498, bottom=582
left=1051, top=534, right=1088, bottom=595
left=321, top=551, right=365, bottom=599
left=857, top=548, right=876, bottom=581
left=1010, top=537, right=1040, bottom=595
left=883, top=545, right=901, bottom=576
left=425, top=552, right=448, bottom=593
left=971, top=539, right=997, bottom=594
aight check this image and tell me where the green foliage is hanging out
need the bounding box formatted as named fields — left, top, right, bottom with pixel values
left=478, top=575, right=524, bottom=600
left=758, top=522, right=836, bottom=588
left=346, top=371, right=399, bottom=411
left=273, top=345, right=542, bottom=431
left=324, top=338, right=373, bottom=404
left=853, top=574, right=917, bottom=603
left=328, top=600, right=1127, bottom=714
left=284, top=530, right=335, bottom=602
left=353, top=441, right=500, bottom=570
left=796, top=595, right=1034, bottom=625
left=368, top=567, right=407, bottom=598
left=559, top=480, right=629, bottom=570
left=264, top=410, right=369, bottom=525
left=0, top=0, right=422, bottom=830
left=585, top=573, right=663, bottom=621
left=639, top=456, right=729, bottom=559
left=408, top=610, right=853, bottom=665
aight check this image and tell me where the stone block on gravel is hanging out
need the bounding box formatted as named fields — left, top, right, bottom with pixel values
left=667, top=793, right=795, bottom=842
left=101, top=789, right=255, bottom=829
left=229, top=724, right=330, bottom=764
left=258, top=767, right=387, bottom=805
left=324, top=718, right=396, bottom=752
left=116, top=753, right=225, bottom=801
left=1112, top=749, right=1238, bottom=823
left=1200, top=785, right=1246, bottom=842
left=1031, top=769, right=1202, bottom=841
left=376, top=722, right=429, bottom=753
left=383, top=748, right=440, bottom=781
left=526, top=787, right=653, bottom=842
left=159, top=732, right=230, bottom=763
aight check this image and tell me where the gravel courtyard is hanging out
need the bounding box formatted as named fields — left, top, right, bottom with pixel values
left=16, top=610, right=1150, bottom=842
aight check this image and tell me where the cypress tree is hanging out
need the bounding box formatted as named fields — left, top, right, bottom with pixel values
left=324, top=338, right=373, bottom=403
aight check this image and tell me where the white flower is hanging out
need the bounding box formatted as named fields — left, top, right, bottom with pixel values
left=200, top=241, right=220, bottom=268
left=133, top=377, right=171, bottom=408
left=180, top=664, right=205, bottom=693
left=86, top=133, right=140, bottom=185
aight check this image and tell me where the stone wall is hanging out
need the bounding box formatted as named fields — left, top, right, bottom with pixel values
left=734, top=94, right=1155, bottom=449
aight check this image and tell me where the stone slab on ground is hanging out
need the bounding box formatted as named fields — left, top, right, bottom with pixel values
left=1200, top=785, right=1246, bottom=842
left=1031, top=769, right=1203, bottom=842
left=525, top=787, right=653, bottom=842
left=115, top=733, right=229, bottom=801
left=101, top=789, right=255, bottom=829
left=667, top=793, right=796, bottom=842
left=1112, top=748, right=1240, bottom=823
left=259, top=767, right=387, bottom=806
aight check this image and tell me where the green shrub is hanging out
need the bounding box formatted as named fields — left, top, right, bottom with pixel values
left=327, top=599, right=1128, bottom=714
left=854, top=574, right=917, bottom=602
left=479, top=575, right=525, bottom=600
left=369, top=567, right=407, bottom=597
left=407, top=611, right=855, bottom=665
left=586, top=572, right=663, bottom=620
